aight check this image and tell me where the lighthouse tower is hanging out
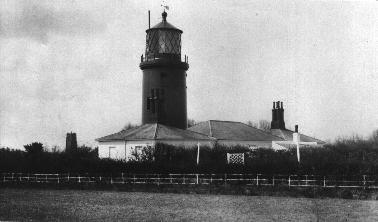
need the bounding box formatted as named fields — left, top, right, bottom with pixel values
left=140, top=11, right=189, bottom=129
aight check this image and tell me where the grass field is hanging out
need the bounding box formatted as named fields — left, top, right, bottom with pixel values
left=1, top=188, right=378, bottom=221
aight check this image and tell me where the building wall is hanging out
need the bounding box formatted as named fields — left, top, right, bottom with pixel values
left=98, top=140, right=214, bottom=161
left=98, top=141, right=126, bottom=160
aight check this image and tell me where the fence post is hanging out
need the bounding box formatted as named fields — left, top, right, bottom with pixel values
left=133, top=174, right=136, bottom=184
left=157, top=174, right=160, bottom=186
left=57, top=174, right=60, bottom=184
left=256, top=174, right=259, bottom=186
left=67, top=173, right=70, bottom=183
left=183, top=175, right=185, bottom=184
left=78, top=175, right=81, bottom=183
left=288, top=175, right=291, bottom=187
left=196, top=174, right=199, bottom=185
left=170, top=174, right=173, bottom=184
left=272, top=175, right=275, bottom=186
left=122, top=173, right=124, bottom=184
left=224, top=173, right=227, bottom=186
left=210, top=174, right=213, bottom=184
left=11, top=173, right=14, bottom=181
left=363, top=175, right=366, bottom=189
left=110, top=175, right=113, bottom=184
left=323, top=176, right=326, bottom=188
left=305, top=175, right=308, bottom=186
left=27, top=173, right=30, bottom=182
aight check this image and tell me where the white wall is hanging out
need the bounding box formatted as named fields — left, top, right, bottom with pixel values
left=98, top=140, right=156, bottom=161
left=98, top=141, right=126, bottom=159
left=98, top=140, right=214, bottom=161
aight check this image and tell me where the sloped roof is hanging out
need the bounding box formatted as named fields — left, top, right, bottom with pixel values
left=96, top=123, right=213, bottom=142
left=150, top=21, right=181, bottom=31
left=188, top=120, right=283, bottom=141
left=270, top=129, right=326, bottom=144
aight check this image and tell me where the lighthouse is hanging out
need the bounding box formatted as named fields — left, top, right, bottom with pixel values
left=140, top=11, right=189, bottom=129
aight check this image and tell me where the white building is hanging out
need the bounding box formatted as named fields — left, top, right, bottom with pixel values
left=96, top=123, right=214, bottom=160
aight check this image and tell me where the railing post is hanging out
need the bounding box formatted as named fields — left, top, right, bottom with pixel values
left=170, top=174, right=173, bottom=184
left=78, top=175, right=81, bottom=183
left=272, top=175, right=275, bottom=186
left=11, top=173, right=14, bottom=181
left=67, top=173, right=70, bottom=182
left=183, top=175, right=185, bottom=184
left=256, top=174, right=259, bottom=186
left=57, top=174, right=60, bottom=184
left=157, top=174, right=160, bottom=186
left=224, top=173, right=227, bottom=186
left=363, top=175, right=366, bottom=189
left=305, top=175, right=308, bottom=186
left=133, top=174, right=136, bottom=184
left=288, top=175, right=291, bottom=187
left=210, top=174, right=213, bottom=184
left=27, top=173, right=30, bottom=182
left=121, top=173, right=124, bottom=184
left=323, top=176, right=326, bottom=188
left=196, top=174, right=199, bottom=185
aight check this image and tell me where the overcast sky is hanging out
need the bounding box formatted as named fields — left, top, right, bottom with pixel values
left=0, top=0, right=377, bottom=149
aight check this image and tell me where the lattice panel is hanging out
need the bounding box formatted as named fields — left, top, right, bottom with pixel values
left=146, top=30, right=181, bottom=56
left=227, top=153, right=245, bottom=164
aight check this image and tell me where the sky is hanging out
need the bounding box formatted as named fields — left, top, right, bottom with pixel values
left=0, top=0, right=377, bottom=150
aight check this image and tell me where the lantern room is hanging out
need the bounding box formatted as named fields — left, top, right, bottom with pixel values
left=144, top=11, right=183, bottom=61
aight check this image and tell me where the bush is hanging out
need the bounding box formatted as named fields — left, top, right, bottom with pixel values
left=2, top=132, right=378, bottom=174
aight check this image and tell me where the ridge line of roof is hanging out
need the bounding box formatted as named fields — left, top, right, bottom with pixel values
left=208, top=120, right=213, bottom=137
left=153, top=123, right=158, bottom=139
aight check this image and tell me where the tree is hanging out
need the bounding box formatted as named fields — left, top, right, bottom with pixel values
left=123, top=122, right=138, bottom=131
left=187, top=119, right=197, bottom=128
left=246, top=120, right=258, bottom=128
left=24, top=142, right=44, bottom=155
left=258, top=120, right=271, bottom=132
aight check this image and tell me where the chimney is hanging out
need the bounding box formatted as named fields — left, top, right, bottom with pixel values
left=293, top=125, right=300, bottom=143
left=270, top=101, right=286, bottom=130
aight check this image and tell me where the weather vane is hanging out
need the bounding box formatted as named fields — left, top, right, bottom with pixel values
left=161, top=0, right=169, bottom=11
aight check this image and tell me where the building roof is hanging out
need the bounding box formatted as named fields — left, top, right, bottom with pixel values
left=188, top=120, right=283, bottom=141
left=148, top=11, right=182, bottom=32
left=270, top=129, right=326, bottom=144
left=96, top=123, right=213, bottom=142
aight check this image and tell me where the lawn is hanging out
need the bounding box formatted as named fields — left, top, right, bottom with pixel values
left=1, top=188, right=378, bottom=221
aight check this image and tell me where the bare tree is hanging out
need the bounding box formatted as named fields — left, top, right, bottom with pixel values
left=246, top=120, right=258, bottom=128
left=123, top=122, right=138, bottom=131
left=187, top=119, right=197, bottom=128
left=258, top=120, right=271, bottom=132
left=370, top=129, right=378, bottom=147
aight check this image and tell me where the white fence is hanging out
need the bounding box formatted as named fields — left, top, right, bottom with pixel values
left=1, top=173, right=378, bottom=189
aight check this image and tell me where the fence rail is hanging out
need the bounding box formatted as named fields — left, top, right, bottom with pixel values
left=1, top=173, right=378, bottom=189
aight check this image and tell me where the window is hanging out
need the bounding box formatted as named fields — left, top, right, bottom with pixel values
left=146, top=97, right=150, bottom=110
